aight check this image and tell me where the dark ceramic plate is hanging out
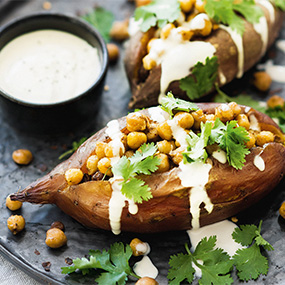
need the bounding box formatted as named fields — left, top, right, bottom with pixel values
left=0, top=1, right=285, bottom=284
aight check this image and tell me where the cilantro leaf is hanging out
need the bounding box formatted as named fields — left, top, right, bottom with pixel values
left=62, top=242, right=137, bottom=285
left=183, top=121, right=212, bottom=163
left=233, top=244, right=269, bottom=281
left=272, top=0, right=285, bottom=10
left=180, top=56, right=219, bottom=100
left=134, top=0, right=180, bottom=32
left=168, top=253, right=195, bottom=285
left=168, top=238, right=233, bottom=285
left=205, top=0, right=263, bottom=35
left=232, top=221, right=274, bottom=281
left=81, top=7, right=114, bottom=42
left=160, top=92, right=199, bottom=117
left=265, top=107, right=285, bottom=133
left=112, top=143, right=160, bottom=203
left=218, top=120, right=250, bottom=170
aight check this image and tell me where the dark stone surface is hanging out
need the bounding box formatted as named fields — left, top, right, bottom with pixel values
left=0, top=1, right=284, bottom=284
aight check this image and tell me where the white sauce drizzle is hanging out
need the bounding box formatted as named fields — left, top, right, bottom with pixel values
left=187, top=220, right=244, bottom=257
left=249, top=114, right=261, bottom=132
left=258, top=60, right=285, bottom=83
left=253, top=16, right=268, bottom=56
left=106, top=120, right=137, bottom=235
left=167, top=117, right=188, bottom=147
left=182, top=13, right=209, bottom=30
left=179, top=161, right=213, bottom=229
left=276, top=40, right=285, bottom=54
left=136, top=242, right=151, bottom=255
left=219, top=72, right=227, bottom=85
left=219, top=25, right=244, bottom=78
left=212, top=149, right=227, bottom=164
left=133, top=256, right=159, bottom=279
left=148, top=107, right=170, bottom=123
left=254, top=155, right=265, bottom=171
left=0, top=30, right=101, bottom=104
left=256, top=0, right=275, bottom=23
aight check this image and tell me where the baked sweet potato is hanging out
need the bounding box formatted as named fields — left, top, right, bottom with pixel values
left=125, top=2, right=284, bottom=109
left=11, top=101, right=285, bottom=233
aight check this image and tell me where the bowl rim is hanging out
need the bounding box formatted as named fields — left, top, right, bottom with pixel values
left=0, top=11, right=109, bottom=108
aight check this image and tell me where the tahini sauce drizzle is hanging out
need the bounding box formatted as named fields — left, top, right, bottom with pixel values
left=107, top=120, right=137, bottom=235
left=0, top=30, right=101, bottom=104
left=256, top=0, right=275, bottom=23
left=133, top=256, right=159, bottom=279
left=219, top=25, right=244, bottom=78
left=253, top=15, right=268, bottom=56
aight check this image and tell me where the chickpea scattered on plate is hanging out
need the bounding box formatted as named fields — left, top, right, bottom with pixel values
left=279, top=201, right=285, bottom=219
left=45, top=228, right=67, bottom=249
left=6, top=195, right=22, bottom=211
left=7, top=215, right=25, bottom=235
left=135, top=277, right=158, bottom=285
left=12, top=149, right=33, bottom=165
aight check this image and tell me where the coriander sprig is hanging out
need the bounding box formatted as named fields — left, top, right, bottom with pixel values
left=58, top=137, right=87, bottom=160
left=61, top=242, right=139, bottom=285
left=112, top=143, right=161, bottom=203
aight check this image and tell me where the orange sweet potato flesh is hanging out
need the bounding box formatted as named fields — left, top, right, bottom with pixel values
left=11, top=104, right=285, bottom=233
left=125, top=7, right=284, bottom=109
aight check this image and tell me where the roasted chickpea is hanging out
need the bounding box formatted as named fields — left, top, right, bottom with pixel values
left=160, top=23, right=175, bottom=40
left=143, top=54, right=157, bottom=70
left=130, top=238, right=149, bottom=256
left=107, top=43, right=120, bottom=63
left=157, top=140, right=173, bottom=154
left=86, top=155, right=99, bottom=175
left=205, top=114, right=216, bottom=122
left=135, top=0, right=151, bottom=7
left=135, top=277, right=158, bottom=285
left=179, top=0, right=194, bottom=13
left=97, top=157, right=112, bottom=176
left=171, top=147, right=185, bottom=165
left=156, top=153, right=170, bottom=173
left=157, top=121, right=173, bottom=140
left=177, top=27, right=193, bottom=41
left=12, top=149, right=33, bottom=165
left=245, top=132, right=256, bottom=149
left=267, top=95, right=285, bottom=109
left=147, top=38, right=157, bottom=53
left=146, top=123, right=160, bottom=141
left=65, top=168, right=83, bottom=185
left=215, top=104, right=234, bottom=123
left=252, top=71, right=272, bottom=92
left=255, top=131, right=274, bottom=146
left=7, top=215, right=25, bottom=235
left=174, top=111, right=194, bottom=129
left=279, top=201, right=285, bottom=219
left=127, top=112, right=147, bottom=132
left=127, top=132, right=147, bottom=150
left=195, top=0, right=206, bottom=13
left=193, top=16, right=212, bottom=37
left=125, top=150, right=135, bottom=158
left=6, top=195, right=22, bottom=211
left=110, top=20, right=129, bottom=41
left=192, top=109, right=206, bottom=129
left=45, top=228, right=67, bottom=249
left=236, top=114, right=250, bottom=130
left=95, top=142, right=107, bottom=159
left=50, top=221, right=65, bottom=232
left=105, top=141, right=124, bottom=158
left=228, top=102, right=241, bottom=118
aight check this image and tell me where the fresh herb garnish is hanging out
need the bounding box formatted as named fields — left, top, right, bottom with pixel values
left=168, top=237, right=233, bottom=285
left=112, top=143, right=161, bottom=203
left=232, top=221, right=273, bottom=281
left=265, top=107, right=285, bottom=133
left=134, top=0, right=180, bottom=32
left=272, top=0, right=285, bottom=10
left=168, top=221, right=274, bottom=284
left=58, top=137, right=87, bottom=160
left=81, top=7, right=114, bottom=42
left=182, top=117, right=250, bottom=170
left=182, top=121, right=212, bottom=163
left=160, top=92, right=199, bottom=117
left=61, top=242, right=139, bottom=285
left=180, top=56, right=219, bottom=100
left=204, top=0, right=264, bottom=35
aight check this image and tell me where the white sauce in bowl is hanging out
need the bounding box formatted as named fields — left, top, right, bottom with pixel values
left=0, top=30, right=101, bottom=104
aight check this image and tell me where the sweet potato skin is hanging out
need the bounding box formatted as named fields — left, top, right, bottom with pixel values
left=11, top=104, right=285, bottom=233
left=125, top=8, right=284, bottom=109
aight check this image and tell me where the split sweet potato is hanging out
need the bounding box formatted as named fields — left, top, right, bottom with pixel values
left=10, top=103, right=285, bottom=233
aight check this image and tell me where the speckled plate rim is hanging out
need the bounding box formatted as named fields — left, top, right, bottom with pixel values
left=0, top=242, right=64, bottom=285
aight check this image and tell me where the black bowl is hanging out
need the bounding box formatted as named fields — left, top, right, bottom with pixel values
left=0, top=12, right=108, bottom=135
